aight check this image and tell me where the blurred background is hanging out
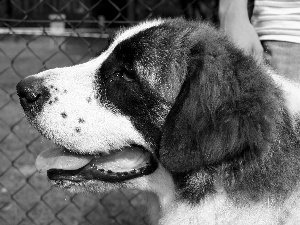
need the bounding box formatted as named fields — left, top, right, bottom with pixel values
left=0, top=0, right=219, bottom=224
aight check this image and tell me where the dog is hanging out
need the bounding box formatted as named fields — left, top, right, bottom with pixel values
left=17, top=18, right=300, bottom=224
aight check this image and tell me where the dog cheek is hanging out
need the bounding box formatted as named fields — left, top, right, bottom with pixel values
left=37, top=97, right=147, bottom=154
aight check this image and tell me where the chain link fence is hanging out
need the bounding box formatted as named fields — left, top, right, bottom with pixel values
left=0, top=0, right=219, bottom=224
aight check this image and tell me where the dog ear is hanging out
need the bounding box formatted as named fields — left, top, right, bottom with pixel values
left=159, top=34, right=280, bottom=173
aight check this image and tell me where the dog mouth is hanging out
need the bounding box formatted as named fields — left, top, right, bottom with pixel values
left=36, top=145, right=158, bottom=184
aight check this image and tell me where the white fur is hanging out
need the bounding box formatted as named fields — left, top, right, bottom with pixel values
left=29, top=20, right=164, bottom=154
left=31, top=61, right=146, bottom=154
left=112, top=19, right=163, bottom=50
left=159, top=188, right=300, bottom=225
left=28, top=20, right=300, bottom=225
left=270, top=71, right=300, bottom=117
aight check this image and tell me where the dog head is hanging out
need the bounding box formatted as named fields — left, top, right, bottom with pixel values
left=17, top=18, right=289, bottom=203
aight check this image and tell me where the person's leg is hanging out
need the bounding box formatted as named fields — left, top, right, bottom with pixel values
left=262, top=41, right=300, bottom=82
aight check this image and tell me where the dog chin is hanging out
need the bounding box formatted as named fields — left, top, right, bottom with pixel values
left=49, top=179, right=127, bottom=194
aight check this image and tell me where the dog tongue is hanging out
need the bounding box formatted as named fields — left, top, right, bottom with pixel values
left=36, top=146, right=93, bottom=173
left=36, top=146, right=149, bottom=173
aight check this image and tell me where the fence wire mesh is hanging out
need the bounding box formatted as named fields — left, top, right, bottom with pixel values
left=0, top=0, right=218, bottom=224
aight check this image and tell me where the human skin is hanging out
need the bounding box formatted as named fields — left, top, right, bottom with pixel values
left=218, top=0, right=263, bottom=62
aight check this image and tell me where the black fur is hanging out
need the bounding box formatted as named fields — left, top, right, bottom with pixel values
left=98, top=18, right=300, bottom=203
left=96, top=27, right=172, bottom=149
left=17, top=17, right=300, bottom=211
left=160, top=19, right=281, bottom=169
left=96, top=22, right=193, bottom=148
left=158, top=19, right=300, bottom=203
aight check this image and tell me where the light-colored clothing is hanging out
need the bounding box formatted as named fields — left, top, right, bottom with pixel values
left=251, top=0, right=300, bottom=44
left=251, top=0, right=300, bottom=81
left=262, top=41, right=300, bottom=81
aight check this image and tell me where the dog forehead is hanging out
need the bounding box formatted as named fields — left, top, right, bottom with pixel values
left=109, top=19, right=164, bottom=52
left=92, top=19, right=167, bottom=80
left=95, top=18, right=189, bottom=104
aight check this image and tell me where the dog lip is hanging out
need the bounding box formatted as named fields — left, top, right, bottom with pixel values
left=45, top=145, right=158, bottom=183
left=47, top=152, right=158, bottom=183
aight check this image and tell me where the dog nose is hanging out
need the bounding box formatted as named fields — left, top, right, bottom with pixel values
left=17, top=76, right=42, bottom=103
left=16, top=76, right=50, bottom=115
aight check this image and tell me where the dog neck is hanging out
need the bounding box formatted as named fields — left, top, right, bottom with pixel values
left=142, top=165, right=177, bottom=224
left=155, top=187, right=300, bottom=225
left=271, top=74, right=300, bottom=116
left=146, top=164, right=300, bottom=225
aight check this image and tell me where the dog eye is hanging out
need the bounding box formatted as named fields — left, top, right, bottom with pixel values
left=118, top=69, right=135, bottom=82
